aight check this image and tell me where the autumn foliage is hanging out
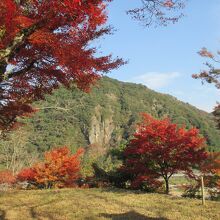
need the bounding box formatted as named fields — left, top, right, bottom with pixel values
left=202, top=152, right=220, bottom=189
left=17, top=146, right=84, bottom=188
left=193, top=47, right=220, bottom=128
left=0, top=170, right=16, bottom=185
left=121, top=113, right=207, bottom=194
left=181, top=152, right=220, bottom=199
left=0, top=0, right=123, bottom=130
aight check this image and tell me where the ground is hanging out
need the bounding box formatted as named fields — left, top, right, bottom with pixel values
left=0, top=188, right=219, bottom=220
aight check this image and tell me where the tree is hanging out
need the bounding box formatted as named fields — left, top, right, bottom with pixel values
left=0, top=0, right=190, bottom=132
left=193, top=48, right=220, bottom=128
left=17, top=146, right=84, bottom=188
left=0, top=127, right=39, bottom=175
left=121, top=113, right=207, bottom=194
left=0, top=0, right=123, bottom=131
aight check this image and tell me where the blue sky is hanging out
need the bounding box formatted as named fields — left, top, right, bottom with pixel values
left=98, top=0, right=220, bottom=112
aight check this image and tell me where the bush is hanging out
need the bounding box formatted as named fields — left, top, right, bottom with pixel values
left=182, top=175, right=220, bottom=200
left=0, top=170, right=16, bottom=185
left=0, top=170, right=16, bottom=190
left=208, top=188, right=220, bottom=201
left=182, top=183, right=201, bottom=199
left=17, top=146, right=84, bottom=189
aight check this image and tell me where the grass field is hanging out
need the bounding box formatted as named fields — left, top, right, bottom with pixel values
left=0, top=188, right=219, bottom=220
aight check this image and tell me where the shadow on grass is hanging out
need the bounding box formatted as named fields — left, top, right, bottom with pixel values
left=100, top=211, right=168, bottom=220
left=0, top=198, right=58, bottom=220
left=0, top=210, right=6, bottom=220
left=100, top=187, right=166, bottom=196
left=28, top=199, right=60, bottom=220
left=29, top=206, right=55, bottom=220
left=99, top=187, right=149, bottom=196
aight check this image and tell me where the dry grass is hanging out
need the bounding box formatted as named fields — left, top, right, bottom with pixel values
left=0, top=188, right=219, bottom=220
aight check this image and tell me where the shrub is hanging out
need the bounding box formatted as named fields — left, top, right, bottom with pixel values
left=182, top=183, right=201, bottom=199
left=17, top=146, right=84, bottom=189
left=0, top=170, right=16, bottom=185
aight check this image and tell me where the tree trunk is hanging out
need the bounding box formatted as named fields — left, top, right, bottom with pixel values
left=164, top=177, right=169, bottom=194
left=0, top=61, right=7, bottom=82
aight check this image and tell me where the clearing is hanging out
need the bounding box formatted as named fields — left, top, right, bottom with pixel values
left=0, top=188, right=219, bottom=220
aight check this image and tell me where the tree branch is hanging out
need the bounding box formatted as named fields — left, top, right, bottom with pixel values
left=6, top=60, right=36, bottom=80
left=0, top=20, right=46, bottom=81
left=37, top=106, right=71, bottom=111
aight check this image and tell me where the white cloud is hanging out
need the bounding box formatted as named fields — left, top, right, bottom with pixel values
left=132, top=72, right=181, bottom=89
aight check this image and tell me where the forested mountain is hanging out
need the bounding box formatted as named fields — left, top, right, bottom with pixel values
left=8, top=76, right=218, bottom=153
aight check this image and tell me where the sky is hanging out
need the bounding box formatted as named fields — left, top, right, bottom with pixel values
left=97, top=0, right=220, bottom=112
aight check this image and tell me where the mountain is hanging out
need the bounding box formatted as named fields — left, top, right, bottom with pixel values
left=17, top=77, right=220, bottom=152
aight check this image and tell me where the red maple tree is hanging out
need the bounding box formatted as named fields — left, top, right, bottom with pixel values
left=121, top=113, right=207, bottom=194
left=17, top=146, right=84, bottom=188
left=0, top=0, right=123, bottom=130
left=0, top=0, right=189, bottom=131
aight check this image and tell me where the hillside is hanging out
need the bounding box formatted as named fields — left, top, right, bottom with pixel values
left=11, top=77, right=219, bottom=153
left=0, top=188, right=219, bottom=220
